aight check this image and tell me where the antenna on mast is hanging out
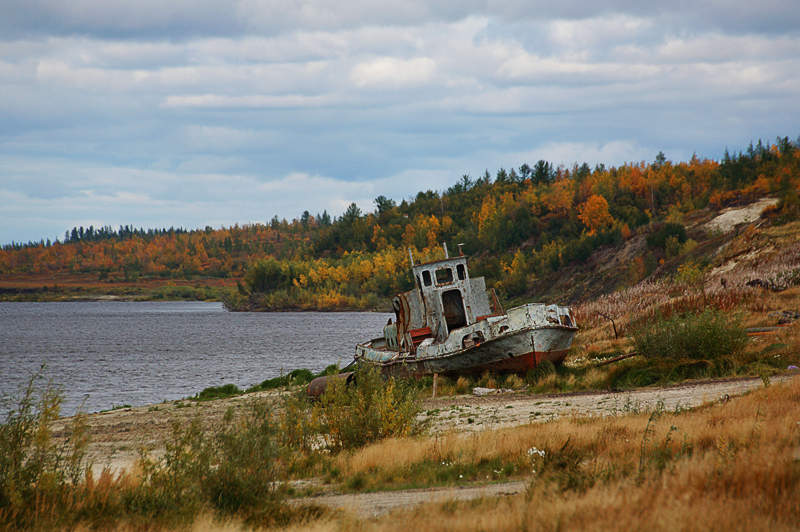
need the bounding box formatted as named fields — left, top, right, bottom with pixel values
left=442, top=242, right=449, bottom=259
left=408, top=248, right=415, bottom=267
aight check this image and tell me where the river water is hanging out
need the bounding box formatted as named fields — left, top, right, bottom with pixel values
left=0, top=301, right=391, bottom=416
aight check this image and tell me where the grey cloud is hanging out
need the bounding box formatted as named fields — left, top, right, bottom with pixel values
left=0, top=0, right=481, bottom=39
left=2, top=1, right=798, bottom=40
left=0, top=0, right=239, bottom=39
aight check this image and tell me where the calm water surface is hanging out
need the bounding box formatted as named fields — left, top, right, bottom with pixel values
left=0, top=302, right=391, bottom=416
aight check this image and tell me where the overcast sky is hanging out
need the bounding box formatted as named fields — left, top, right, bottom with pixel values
left=1, top=1, right=798, bottom=244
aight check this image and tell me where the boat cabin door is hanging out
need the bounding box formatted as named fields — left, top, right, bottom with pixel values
left=441, top=289, right=467, bottom=334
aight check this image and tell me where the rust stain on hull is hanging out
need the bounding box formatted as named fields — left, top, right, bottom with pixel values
left=476, top=349, right=570, bottom=373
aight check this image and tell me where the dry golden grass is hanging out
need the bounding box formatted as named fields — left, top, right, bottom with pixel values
left=575, top=336, right=632, bottom=356
left=454, top=377, right=471, bottom=395
left=502, top=374, right=525, bottom=389
left=316, top=376, right=800, bottom=531
left=70, top=512, right=251, bottom=532
left=346, top=462, right=799, bottom=532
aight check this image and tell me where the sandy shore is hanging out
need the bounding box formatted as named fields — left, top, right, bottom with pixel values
left=51, top=374, right=795, bottom=480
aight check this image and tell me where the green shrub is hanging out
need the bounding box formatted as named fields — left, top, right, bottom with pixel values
left=315, top=365, right=420, bottom=450
left=203, top=402, right=285, bottom=518
left=608, top=311, right=759, bottom=389
left=320, top=364, right=340, bottom=376
left=278, top=393, right=319, bottom=471
left=126, top=419, right=209, bottom=522
left=646, top=222, right=687, bottom=250
left=195, top=383, right=243, bottom=400
left=633, top=309, right=747, bottom=360
left=607, top=364, right=665, bottom=389
left=130, top=400, right=288, bottom=526
left=244, top=258, right=292, bottom=293
left=286, top=369, right=315, bottom=384
left=0, top=372, right=315, bottom=529
left=221, top=287, right=249, bottom=311
left=248, top=366, right=341, bottom=393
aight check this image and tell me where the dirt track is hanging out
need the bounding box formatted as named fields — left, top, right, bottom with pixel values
left=291, top=480, right=529, bottom=518
left=418, top=374, right=794, bottom=434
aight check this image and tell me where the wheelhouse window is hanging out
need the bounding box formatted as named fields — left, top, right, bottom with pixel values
left=456, top=264, right=466, bottom=280
left=422, top=270, right=432, bottom=286
left=435, top=268, right=453, bottom=285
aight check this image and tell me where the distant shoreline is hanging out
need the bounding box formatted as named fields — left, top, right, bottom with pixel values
left=0, top=290, right=390, bottom=312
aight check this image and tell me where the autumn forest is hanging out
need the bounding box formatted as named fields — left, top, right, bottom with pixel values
left=2, top=137, right=799, bottom=310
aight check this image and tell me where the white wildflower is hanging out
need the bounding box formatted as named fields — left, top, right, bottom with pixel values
left=528, top=446, right=546, bottom=474
left=527, top=447, right=546, bottom=458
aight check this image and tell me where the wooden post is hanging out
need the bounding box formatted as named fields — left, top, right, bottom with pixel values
left=432, top=373, right=438, bottom=399
left=598, top=311, right=619, bottom=339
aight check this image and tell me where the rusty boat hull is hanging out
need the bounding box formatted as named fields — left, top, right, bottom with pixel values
left=356, top=302, right=577, bottom=377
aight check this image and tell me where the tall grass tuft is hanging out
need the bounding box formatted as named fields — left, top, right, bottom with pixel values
left=526, top=360, right=556, bottom=385
left=0, top=369, right=90, bottom=529
left=125, top=418, right=210, bottom=524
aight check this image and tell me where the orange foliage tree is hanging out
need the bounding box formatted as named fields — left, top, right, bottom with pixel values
left=578, top=194, right=614, bottom=235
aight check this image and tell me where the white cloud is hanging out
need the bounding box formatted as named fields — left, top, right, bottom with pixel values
left=162, top=93, right=337, bottom=108
left=548, top=14, right=653, bottom=53
left=497, top=54, right=661, bottom=84
left=517, top=140, right=652, bottom=168
left=657, top=33, right=800, bottom=63
left=350, top=57, right=436, bottom=88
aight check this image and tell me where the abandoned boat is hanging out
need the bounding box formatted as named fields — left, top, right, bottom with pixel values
left=354, top=246, right=577, bottom=377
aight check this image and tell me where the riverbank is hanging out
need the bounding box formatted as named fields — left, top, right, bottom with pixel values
left=51, top=373, right=797, bottom=479
left=0, top=272, right=235, bottom=302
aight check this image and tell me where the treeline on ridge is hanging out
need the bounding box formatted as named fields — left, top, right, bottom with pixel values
left=1, top=137, right=799, bottom=309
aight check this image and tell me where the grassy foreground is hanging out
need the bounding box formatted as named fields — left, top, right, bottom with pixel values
left=299, top=375, right=800, bottom=531
left=3, top=367, right=799, bottom=530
